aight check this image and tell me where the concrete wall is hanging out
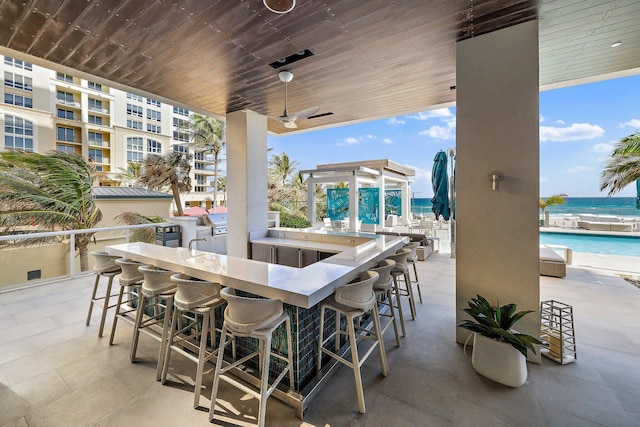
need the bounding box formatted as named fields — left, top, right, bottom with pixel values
left=455, top=21, right=540, bottom=351
left=95, top=198, right=172, bottom=227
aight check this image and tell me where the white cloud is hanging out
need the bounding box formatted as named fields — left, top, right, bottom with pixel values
left=337, top=135, right=377, bottom=146
left=344, top=137, right=359, bottom=145
left=419, top=117, right=456, bottom=140
left=407, top=108, right=453, bottom=120
left=382, top=138, right=394, bottom=144
left=540, top=176, right=549, bottom=182
left=592, top=143, right=613, bottom=153
left=539, top=115, right=545, bottom=123
left=567, top=166, right=591, bottom=174
left=365, top=134, right=376, bottom=140
left=555, top=119, right=565, bottom=125
left=388, top=117, right=405, bottom=125
left=539, top=123, right=604, bottom=142
left=620, top=118, right=640, bottom=128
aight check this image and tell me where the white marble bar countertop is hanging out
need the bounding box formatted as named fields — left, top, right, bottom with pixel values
left=107, top=230, right=407, bottom=308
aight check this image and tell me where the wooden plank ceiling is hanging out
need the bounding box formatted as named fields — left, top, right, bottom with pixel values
left=0, top=0, right=638, bottom=134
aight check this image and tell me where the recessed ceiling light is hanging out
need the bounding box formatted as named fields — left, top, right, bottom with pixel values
left=611, top=42, right=622, bottom=48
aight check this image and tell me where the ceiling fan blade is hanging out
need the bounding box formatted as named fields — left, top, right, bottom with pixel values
left=284, top=121, right=298, bottom=129
left=291, top=106, right=320, bottom=120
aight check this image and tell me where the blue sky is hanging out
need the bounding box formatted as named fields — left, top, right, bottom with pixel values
left=267, top=74, right=640, bottom=199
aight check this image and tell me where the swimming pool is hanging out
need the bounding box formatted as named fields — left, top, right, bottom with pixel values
left=540, top=231, right=640, bottom=257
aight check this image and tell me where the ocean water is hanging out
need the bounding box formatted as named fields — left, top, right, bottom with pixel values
left=411, top=197, right=640, bottom=218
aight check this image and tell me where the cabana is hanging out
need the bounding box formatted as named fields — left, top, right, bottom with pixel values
left=301, top=159, right=415, bottom=232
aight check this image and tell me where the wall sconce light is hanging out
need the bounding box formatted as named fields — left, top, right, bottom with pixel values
left=489, top=172, right=503, bottom=191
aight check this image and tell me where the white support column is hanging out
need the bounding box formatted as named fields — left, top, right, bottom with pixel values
left=455, top=20, right=540, bottom=360
left=348, top=174, right=358, bottom=232
left=307, top=178, right=316, bottom=225
left=226, top=110, right=268, bottom=258
left=401, top=181, right=410, bottom=225
left=375, top=176, right=384, bottom=231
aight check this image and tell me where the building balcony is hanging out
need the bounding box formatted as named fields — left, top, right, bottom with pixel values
left=55, top=99, right=81, bottom=108
left=88, top=106, right=110, bottom=115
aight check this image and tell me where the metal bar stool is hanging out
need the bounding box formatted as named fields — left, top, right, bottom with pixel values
left=130, top=265, right=177, bottom=381
left=161, top=274, right=227, bottom=409
left=317, top=271, right=387, bottom=414
left=404, top=241, right=423, bottom=304
left=109, top=258, right=146, bottom=345
left=86, top=251, right=122, bottom=337
left=369, top=259, right=401, bottom=346
left=209, top=288, right=293, bottom=427
left=385, top=248, right=416, bottom=337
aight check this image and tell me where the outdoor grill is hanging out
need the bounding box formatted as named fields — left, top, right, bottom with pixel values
left=201, top=213, right=228, bottom=236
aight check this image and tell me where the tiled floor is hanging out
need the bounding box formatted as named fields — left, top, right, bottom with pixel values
left=1, top=249, right=640, bottom=426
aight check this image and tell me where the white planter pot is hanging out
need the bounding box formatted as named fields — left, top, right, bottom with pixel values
left=471, top=333, right=527, bottom=387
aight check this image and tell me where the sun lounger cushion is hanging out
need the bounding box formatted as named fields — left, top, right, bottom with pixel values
left=539, top=245, right=567, bottom=278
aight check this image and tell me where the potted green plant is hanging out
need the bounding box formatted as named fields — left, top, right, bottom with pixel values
left=458, top=294, right=541, bottom=387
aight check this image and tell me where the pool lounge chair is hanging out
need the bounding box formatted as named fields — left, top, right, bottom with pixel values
left=577, top=214, right=633, bottom=232
left=539, top=245, right=572, bottom=278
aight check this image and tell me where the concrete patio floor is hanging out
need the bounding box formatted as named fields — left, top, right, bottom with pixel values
left=1, top=248, right=639, bottom=426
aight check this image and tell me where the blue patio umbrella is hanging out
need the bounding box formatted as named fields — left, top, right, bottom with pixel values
left=431, top=151, right=450, bottom=220
left=636, top=178, right=640, bottom=209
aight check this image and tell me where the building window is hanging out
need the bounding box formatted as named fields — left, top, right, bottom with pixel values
left=4, top=57, right=33, bottom=71
left=126, top=93, right=143, bottom=102
left=4, top=72, right=33, bottom=91
left=147, top=98, right=161, bottom=107
left=173, top=106, right=189, bottom=116
left=94, top=165, right=103, bottom=172
left=127, top=119, right=142, bottom=130
left=173, top=131, right=189, bottom=142
left=88, top=148, right=103, bottom=163
left=194, top=186, right=205, bottom=192
left=195, top=162, right=204, bottom=170
left=88, top=81, right=102, bottom=91
left=56, top=72, right=73, bottom=83
left=56, top=90, right=75, bottom=105
left=147, top=139, right=162, bottom=154
left=88, top=132, right=103, bottom=145
left=4, top=115, right=34, bottom=151
left=56, top=144, right=75, bottom=153
left=173, top=144, right=188, bottom=154
left=127, top=137, right=144, bottom=162
left=195, top=174, right=206, bottom=185
left=56, top=108, right=74, bottom=120
left=147, top=123, right=161, bottom=134
left=147, top=109, right=161, bottom=121
left=126, top=104, right=143, bottom=117
left=194, top=152, right=205, bottom=161
left=88, top=115, right=103, bottom=125
left=56, top=126, right=75, bottom=142
left=4, top=93, right=33, bottom=108
left=88, top=98, right=103, bottom=112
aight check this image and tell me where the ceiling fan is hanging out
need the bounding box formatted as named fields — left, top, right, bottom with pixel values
left=269, top=70, right=319, bottom=129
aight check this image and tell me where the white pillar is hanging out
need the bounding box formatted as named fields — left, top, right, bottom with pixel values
left=348, top=174, right=358, bottom=232
left=455, top=20, right=540, bottom=358
left=401, top=181, right=410, bottom=225
left=226, top=110, right=268, bottom=258
left=307, top=178, right=316, bottom=225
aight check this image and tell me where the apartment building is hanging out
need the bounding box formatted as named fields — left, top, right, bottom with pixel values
left=0, top=55, right=225, bottom=210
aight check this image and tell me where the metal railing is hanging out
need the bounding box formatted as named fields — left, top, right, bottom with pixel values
left=0, top=223, right=174, bottom=287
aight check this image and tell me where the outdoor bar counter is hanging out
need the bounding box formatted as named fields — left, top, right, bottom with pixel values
left=107, top=228, right=407, bottom=416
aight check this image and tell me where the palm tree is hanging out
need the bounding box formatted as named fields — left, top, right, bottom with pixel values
left=0, top=150, right=102, bottom=271
left=216, top=176, right=227, bottom=205
left=269, top=152, right=299, bottom=187
left=539, top=193, right=567, bottom=226
left=139, top=152, right=192, bottom=216
left=600, top=131, right=640, bottom=195
left=116, top=161, right=143, bottom=187
left=116, top=211, right=165, bottom=243
left=181, top=114, right=225, bottom=206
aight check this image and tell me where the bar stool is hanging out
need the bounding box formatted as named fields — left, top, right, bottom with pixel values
left=86, top=251, right=122, bottom=337
left=109, top=258, right=146, bottom=345
left=385, top=248, right=415, bottom=337
left=209, top=288, right=293, bottom=427
left=369, top=259, right=401, bottom=346
left=131, top=265, right=177, bottom=381
left=317, top=271, right=387, bottom=414
left=404, top=241, right=423, bottom=304
left=161, top=274, right=226, bottom=409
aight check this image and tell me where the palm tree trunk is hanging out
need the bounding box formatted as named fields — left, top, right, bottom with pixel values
left=78, top=244, right=89, bottom=272
left=171, top=183, right=184, bottom=216
left=213, top=158, right=219, bottom=207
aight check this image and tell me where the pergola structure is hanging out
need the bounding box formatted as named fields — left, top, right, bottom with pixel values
left=301, top=159, right=415, bottom=232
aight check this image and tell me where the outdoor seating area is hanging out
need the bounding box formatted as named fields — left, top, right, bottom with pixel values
left=1, top=249, right=639, bottom=426
left=577, top=214, right=634, bottom=232
left=539, top=245, right=573, bottom=278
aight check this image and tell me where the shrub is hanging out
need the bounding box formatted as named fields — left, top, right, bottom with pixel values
left=279, top=212, right=311, bottom=228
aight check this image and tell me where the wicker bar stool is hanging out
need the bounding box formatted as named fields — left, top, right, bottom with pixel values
left=161, top=274, right=227, bottom=409
left=369, top=259, right=401, bottom=346
left=385, top=248, right=416, bottom=336
left=404, top=241, right=423, bottom=304
left=209, top=288, right=293, bottom=427
left=109, top=258, right=146, bottom=345
left=131, top=265, right=177, bottom=381
left=317, top=271, right=387, bottom=414
left=86, top=251, right=122, bottom=337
